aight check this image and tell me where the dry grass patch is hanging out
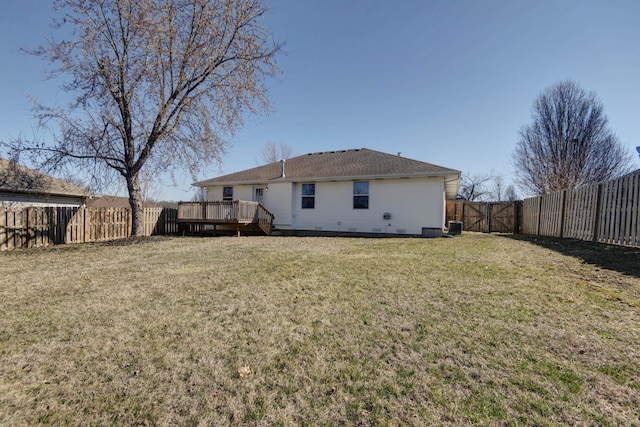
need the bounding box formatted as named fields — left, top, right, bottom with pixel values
left=1, top=234, right=639, bottom=425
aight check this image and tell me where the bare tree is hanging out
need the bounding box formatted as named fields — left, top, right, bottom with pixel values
left=61, top=174, right=95, bottom=194
left=457, top=171, right=499, bottom=201
left=4, top=0, right=282, bottom=235
left=513, top=80, right=634, bottom=196
left=491, top=176, right=504, bottom=201
left=459, top=173, right=520, bottom=202
left=258, top=141, right=293, bottom=164
left=504, top=184, right=519, bottom=201
left=191, top=186, right=207, bottom=202
left=138, top=168, right=165, bottom=204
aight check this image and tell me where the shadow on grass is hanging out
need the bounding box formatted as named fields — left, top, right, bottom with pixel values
left=502, top=234, right=640, bottom=279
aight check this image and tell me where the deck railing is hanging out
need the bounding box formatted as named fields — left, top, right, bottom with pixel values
left=177, top=201, right=274, bottom=235
left=256, top=204, right=274, bottom=235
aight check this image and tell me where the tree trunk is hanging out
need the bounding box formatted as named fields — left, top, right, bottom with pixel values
left=126, top=174, right=144, bottom=237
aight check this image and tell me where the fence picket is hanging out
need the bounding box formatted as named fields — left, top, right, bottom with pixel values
left=0, top=208, right=6, bottom=251
left=624, top=174, right=634, bottom=246
left=613, top=178, right=622, bottom=244
left=631, top=173, right=639, bottom=246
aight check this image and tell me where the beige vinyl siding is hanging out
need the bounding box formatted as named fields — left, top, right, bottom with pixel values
left=265, top=182, right=293, bottom=228
left=233, top=186, right=253, bottom=201
left=206, top=186, right=222, bottom=201
left=292, top=177, right=444, bottom=235
left=203, top=177, right=446, bottom=234
left=0, top=194, right=86, bottom=208
left=206, top=185, right=254, bottom=202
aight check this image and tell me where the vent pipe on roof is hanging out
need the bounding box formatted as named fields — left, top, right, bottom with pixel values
left=280, top=158, right=286, bottom=178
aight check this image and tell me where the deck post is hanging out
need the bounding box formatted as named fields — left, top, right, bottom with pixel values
left=237, top=224, right=240, bottom=237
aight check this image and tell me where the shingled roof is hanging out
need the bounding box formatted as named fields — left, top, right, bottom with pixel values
left=196, top=148, right=459, bottom=184
left=195, top=148, right=461, bottom=199
left=0, top=158, right=90, bottom=198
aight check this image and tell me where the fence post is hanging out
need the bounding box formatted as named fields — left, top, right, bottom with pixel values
left=25, top=207, right=31, bottom=248
left=559, top=190, right=567, bottom=238
left=485, top=203, right=491, bottom=233
left=82, top=206, right=87, bottom=243
left=1, top=207, right=6, bottom=251
left=592, top=183, right=603, bottom=243
left=462, top=202, right=466, bottom=231
left=536, top=196, right=542, bottom=236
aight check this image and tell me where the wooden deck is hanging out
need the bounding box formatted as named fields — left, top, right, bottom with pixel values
left=177, top=201, right=274, bottom=236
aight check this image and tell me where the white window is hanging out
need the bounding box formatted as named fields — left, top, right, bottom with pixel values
left=353, top=182, right=369, bottom=209
left=222, top=186, right=233, bottom=201
left=302, top=183, right=315, bottom=209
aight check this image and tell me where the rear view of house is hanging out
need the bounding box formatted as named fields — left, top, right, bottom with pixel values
left=190, top=148, right=460, bottom=236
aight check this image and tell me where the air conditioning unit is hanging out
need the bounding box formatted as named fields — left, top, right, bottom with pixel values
left=448, top=221, right=463, bottom=235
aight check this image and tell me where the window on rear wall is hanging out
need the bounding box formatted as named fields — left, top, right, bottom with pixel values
left=353, top=181, right=369, bottom=209
left=222, top=186, right=233, bottom=201
left=301, top=183, right=315, bottom=209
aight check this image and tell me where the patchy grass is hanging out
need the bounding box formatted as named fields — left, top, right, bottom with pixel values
left=0, top=233, right=639, bottom=425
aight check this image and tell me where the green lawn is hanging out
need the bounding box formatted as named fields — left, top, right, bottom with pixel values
left=0, top=234, right=638, bottom=425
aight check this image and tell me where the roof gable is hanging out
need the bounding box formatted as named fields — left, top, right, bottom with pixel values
left=0, top=158, right=90, bottom=199
left=195, top=148, right=460, bottom=185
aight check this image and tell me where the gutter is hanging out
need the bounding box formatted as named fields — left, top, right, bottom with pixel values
left=0, top=187, right=91, bottom=199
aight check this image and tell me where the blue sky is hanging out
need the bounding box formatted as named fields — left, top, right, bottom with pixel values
left=2, top=0, right=640, bottom=200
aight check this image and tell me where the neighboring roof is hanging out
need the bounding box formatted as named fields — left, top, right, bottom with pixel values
left=86, top=195, right=132, bottom=208
left=0, top=158, right=90, bottom=199
left=195, top=148, right=461, bottom=199
left=86, top=195, right=162, bottom=208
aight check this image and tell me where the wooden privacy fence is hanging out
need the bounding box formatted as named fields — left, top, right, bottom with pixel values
left=0, top=206, right=179, bottom=251
left=446, top=200, right=522, bottom=233
left=522, top=171, right=640, bottom=247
